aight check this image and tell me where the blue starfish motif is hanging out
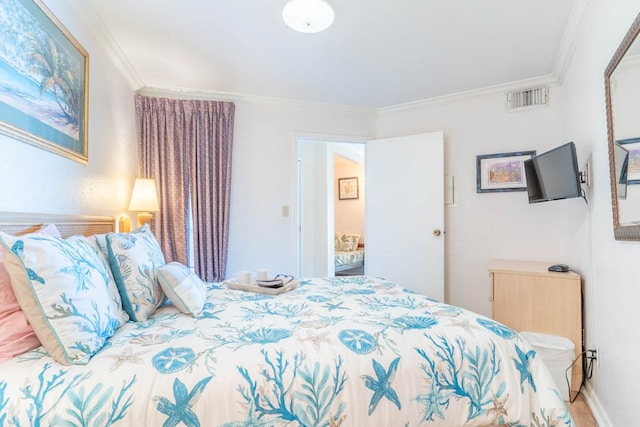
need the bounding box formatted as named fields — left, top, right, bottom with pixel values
left=513, top=344, right=536, bottom=393
left=155, top=376, right=212, bottom=427
left=361, top=357, right=402, bottom=415
left=325, top=301, right=348, bottom=311
left=414, top=377, right=451, bottom=422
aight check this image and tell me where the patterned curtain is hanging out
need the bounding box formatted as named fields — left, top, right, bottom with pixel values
left=135, top=95, right=235, bottom=282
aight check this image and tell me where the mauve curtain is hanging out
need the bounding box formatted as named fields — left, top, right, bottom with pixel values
left=135, top=95, right=235, bottom=282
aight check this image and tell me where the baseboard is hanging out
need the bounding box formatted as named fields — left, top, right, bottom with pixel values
left=582, top=382, right=612, bottom=426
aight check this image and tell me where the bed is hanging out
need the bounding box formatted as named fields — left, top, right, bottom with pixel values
left=334, top=233, right=364, bottom=274
left=334, top=248, right=365, bottom=273
left=0, top=213, right=574, bottom=426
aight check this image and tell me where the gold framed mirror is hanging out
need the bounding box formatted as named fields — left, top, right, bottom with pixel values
left=606, top=12, right=640, bottom=240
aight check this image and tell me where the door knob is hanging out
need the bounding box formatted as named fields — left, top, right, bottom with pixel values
left=433, top=229, right=442, bottom=237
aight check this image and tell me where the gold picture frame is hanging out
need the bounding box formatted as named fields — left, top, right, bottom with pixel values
left=0, top=0, right=89, bottom=164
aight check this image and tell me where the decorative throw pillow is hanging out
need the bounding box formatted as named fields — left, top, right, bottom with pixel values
left=338, top=233, right=360, bottom=251
left=0, top=224, right=62, bottom=363
left=106, top=225, right=166, bottom=322
left=73, top=235, right=129, bottom=326
left=334, top=233, right=343, bottom=251
left=155, top=262, right=206, bottom=316
left=0, top=232, right=125, bottom=365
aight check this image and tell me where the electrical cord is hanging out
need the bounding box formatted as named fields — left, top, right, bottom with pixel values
left=565, top=349, right=596, bottom=403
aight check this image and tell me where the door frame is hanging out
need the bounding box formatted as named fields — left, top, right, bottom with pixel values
left=294, top=132, right=370, bottom=277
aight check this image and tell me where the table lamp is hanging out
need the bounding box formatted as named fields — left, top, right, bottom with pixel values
left=128, top=178, right=159, bottom=227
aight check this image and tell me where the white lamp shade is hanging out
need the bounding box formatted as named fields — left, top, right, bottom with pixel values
left=282, top=0, right=334, bottom=33
left=128, top=178, right=160, bottom=212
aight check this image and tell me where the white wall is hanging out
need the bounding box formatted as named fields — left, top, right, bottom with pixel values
left=226, top=98, right=375, bottom=278
left=376, top=87, right=571, bottom=316
left=0, top=0, right=137, bottom=218
left=560, top=0, right=640, bottom=424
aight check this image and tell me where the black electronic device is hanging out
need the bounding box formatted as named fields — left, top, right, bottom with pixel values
left=524, top=142, right=582, bottom=203
left=548, top=264, right=569, bottom=273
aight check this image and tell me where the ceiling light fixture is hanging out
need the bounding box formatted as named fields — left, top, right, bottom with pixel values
left=282, top=0, right=334, bottom=34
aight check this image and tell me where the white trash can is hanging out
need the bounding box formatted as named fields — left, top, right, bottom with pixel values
left=520, top=331, right=575, bottom=401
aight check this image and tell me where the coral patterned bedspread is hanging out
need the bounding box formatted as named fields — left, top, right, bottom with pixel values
left=0, top=276, right=573, bottom=426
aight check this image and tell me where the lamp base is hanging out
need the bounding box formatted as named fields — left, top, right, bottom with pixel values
left=119, top=216, right=131, bottom=232
left=137, top=212, right=153, bottom=227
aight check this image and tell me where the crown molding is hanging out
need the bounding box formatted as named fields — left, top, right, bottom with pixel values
left=377, top=75, right=559, bottom=114
left=64, top=0, right=144, bottom=90
left=137, top=86, right=377, bottom=116
left=552, top=0, right=595, bottom=84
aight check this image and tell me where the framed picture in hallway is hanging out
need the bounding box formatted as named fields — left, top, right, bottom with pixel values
left=476, top=150, right=536, bottom=193
left=338, top=177, right=359, bottom=200
left=0, top=0, right=89, bottom=164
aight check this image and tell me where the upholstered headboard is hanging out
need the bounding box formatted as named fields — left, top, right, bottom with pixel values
left=0, top=212, right=115, bottom=238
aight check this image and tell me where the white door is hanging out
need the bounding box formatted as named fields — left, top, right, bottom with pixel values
left=365, top=132, right=444, bottom=300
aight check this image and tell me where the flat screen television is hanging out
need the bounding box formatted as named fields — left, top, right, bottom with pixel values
left=524, top=142, right=582, bottom=203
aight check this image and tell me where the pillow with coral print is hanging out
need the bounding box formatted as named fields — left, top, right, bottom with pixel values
left=338, top=233, right=360, bottom=251
left=106, top=225, right=166, bottom=322
left=0, top=224, right=62, bottom=363
left=0, top=231, right=125, bottom=365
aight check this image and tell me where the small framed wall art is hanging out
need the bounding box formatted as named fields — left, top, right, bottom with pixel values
left=338, top=177, right=359, bottom=200
left=476, top=150, right=536, bottom=193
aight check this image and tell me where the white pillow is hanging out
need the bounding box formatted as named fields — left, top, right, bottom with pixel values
left=106, top=225, right=166, bottom=322
left=0, top=232, right=125, bottom=365
left=155, top=262, right=206, bottom=316
left=75, top=235, right=129, bottom=325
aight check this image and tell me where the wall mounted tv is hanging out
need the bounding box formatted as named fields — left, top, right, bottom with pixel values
left=524, top=142, right=582, bottom=203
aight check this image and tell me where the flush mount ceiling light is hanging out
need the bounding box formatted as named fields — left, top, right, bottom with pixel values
left=282, top=0, right=335, bottom=33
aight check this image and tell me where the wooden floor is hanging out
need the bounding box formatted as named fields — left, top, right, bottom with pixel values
left=568, top=394, right=598, bottom=427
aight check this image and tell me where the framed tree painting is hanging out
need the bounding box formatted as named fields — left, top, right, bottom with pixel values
left=0, top=0, right=89, bottom=164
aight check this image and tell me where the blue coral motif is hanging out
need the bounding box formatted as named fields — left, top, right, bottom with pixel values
left=394, top=315, right=438, bottom=330
left=245, top=327, right=292, bottom=344
left=338, top=329, right=376, bottom=354
left=477, top=318, right=516, bottom=339
left=306, top=295, right=329, bottom=303
left=344, top=287, right=375, bottom=295
left=513, top=344, right=537, bottom=393
left=152, top=347, right=195, bottom=374
left=10, top=240, right=46, bottom=284
left=155, top=376, right=212, bottom=427
left=362, top=357, right=402, bottom=415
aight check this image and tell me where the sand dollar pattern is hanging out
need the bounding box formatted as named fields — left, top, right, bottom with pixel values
left=152, top=347, right=195, bottom=374
left=338, top=329, right=376, bottom=354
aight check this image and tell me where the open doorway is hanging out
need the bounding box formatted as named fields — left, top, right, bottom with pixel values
left=297, top=131, right=444, bottom=298
left=297, top=138, right=366, bottom=278
left=333, top=149, right=365, bottom=276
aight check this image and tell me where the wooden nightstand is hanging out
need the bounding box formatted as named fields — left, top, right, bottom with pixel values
left=489, top=259, right=583, bottom=393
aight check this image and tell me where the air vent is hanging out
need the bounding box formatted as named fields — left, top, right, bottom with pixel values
left=507, top=86, right=548, bottom=112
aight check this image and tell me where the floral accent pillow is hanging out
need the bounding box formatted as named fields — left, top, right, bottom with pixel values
left=155, top=262, right=206, bottom=317
left=0, top=232, right=125, bottom=365
left=106, top=225, right=166, bottom=322
left=337, top=233, right=360, bottom=251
